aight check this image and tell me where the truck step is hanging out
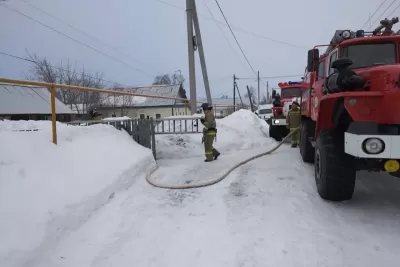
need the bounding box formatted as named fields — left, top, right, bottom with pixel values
left=308, top=137, right=316, bottom=147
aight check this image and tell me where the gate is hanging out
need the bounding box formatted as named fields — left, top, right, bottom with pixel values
left=66, top=117, right=202, bottom=159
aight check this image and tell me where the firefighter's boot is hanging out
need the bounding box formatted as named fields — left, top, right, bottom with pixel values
left=213, top=149, right=220, bottom=160
left=291, top=143, right=298, bottom=148
left=204, top=158, right=214, bottom=162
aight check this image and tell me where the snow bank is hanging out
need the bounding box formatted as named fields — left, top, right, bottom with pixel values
left=102, top=116, right=131, bottom=121
left=156, top=109, right=272, bottom=159
left=0, top=120, right=156, bottom=267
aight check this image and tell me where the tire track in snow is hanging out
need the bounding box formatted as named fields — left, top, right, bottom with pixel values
left=221, top=147, right=400, bottom=266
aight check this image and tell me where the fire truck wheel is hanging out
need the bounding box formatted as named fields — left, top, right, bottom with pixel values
left=300, top=120, right=315, bottom=163
left=269, top=126, right=283, bottom=141
left=314, top=129, right=356, bottom=201
left=269, top=126, right=275, bottom=139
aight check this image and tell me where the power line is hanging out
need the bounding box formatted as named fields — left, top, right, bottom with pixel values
left=19, top=0, right=160, bottom=74
left=201, top=0, right=245, bottom=68
left=0, top=3, right=154, bottom=78
left=213, top=0, right=257, bottom=77
left=386, top=1, right=400, bottom=17
left=361, top=0, right=387, bottom=29
left=153, top=0, right=307, bottom=49
left=368, top=0, right=397, bottom=30
left=0, top=51, right=130, bottom=87
left=236, top=74, right=304, bottom=80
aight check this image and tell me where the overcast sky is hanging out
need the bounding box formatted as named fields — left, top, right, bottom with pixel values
left=0, top=0, right=397, bottom=99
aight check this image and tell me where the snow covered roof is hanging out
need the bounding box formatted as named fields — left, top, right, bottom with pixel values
left=197, top=97, right=252, bottom=107
left=0, top=84, right=76, bottom=115
left=100, top=84, right=186, bottom=108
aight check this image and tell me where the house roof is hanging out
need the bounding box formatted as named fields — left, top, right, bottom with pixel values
left=197, top=97, right=252, bottom=108
left=100, top=84, right=186, bottom=108
left=0, top=84, right=76, bottom=115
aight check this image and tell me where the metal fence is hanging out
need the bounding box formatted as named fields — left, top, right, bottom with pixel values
left=153, top=118, right=202, bottom=134
left=66, top=117, right=202, bottom=159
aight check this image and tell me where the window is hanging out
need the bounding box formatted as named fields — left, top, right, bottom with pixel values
left=317, top=60, right=326, bottom=80
left=139, top=114, right=145, bottom=119
left=328, top=51, right=338, bottom=75
left=341, top=43, right=396, bottom=69
left=281, top=88, right=302, bottom=98
left=155, top=113, right=161, bottom=119
left=259, top=109, right=272, bottom=114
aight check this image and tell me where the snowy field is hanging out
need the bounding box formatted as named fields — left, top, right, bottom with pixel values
left=1, top=110, right=400, bottom=267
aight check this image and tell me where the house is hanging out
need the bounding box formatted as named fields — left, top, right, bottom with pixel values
left=0, top=84, right=76, bottom=122
left=196, top=97, right=251, bottom=118
left=97, top=84, right=189, bottom=120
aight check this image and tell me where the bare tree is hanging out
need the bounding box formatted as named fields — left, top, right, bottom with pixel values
left=171, top=71, right=185, bottom=85
left=25, top=52, right=105, bottom=114
left=153, top=74, right=172, bottom=85
left=260, top=94, right=268, bottom=105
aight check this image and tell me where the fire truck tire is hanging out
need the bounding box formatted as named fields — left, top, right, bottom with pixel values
left=315, top=129, right=356, bottom=201
left=269, top=126, right=283, bottom=141
left=300, top=120, right=315, bottom=163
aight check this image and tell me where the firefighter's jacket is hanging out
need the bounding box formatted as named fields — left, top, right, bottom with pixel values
left=202, top=111, right=217, bottom=133
left=286, top=108, right=301, bottom=129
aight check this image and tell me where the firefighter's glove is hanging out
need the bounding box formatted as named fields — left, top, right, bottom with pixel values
left=200, top=117, right=205, bottom=124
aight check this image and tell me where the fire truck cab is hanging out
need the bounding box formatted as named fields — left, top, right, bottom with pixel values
left=300, top=17, right=400, bottom=201
left=268, top=81, right=307, bottom=141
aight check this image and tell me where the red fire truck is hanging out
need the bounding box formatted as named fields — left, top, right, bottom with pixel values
left=268, top=81, right=308, bottom=141
left=300, top=17, right=400, bottom=201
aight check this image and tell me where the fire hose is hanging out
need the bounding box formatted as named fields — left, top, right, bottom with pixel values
left=145, top=127, right=300, bottom=189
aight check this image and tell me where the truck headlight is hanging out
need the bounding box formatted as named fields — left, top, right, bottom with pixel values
left=274, top=119, right=280, bottom=124
left=362, top=138, right=385, bottom=154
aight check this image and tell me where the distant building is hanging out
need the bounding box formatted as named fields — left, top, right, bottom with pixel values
left=196, top=97, right=251, bottom=118
left=97, top=84, right=189, bottom=119
left=0, top=84, right=76, bottom=122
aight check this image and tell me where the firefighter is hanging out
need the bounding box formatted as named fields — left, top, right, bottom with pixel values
left=200, top=103, right=221, bottom=162
left=286, top=101, right=301, bottom=147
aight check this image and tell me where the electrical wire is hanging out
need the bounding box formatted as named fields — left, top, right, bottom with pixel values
left=0, top=51, right=131, bottom=87
left=19, top=0, right=160, bottom=74
left=152, top=0, right=307, bottom=50
left=386, top=1, right=400, bottom=17
left=360, top=0, right=387, bottom=29
left=213, top=0, right=257, bottom=76
left=201, top=0, right=243, bottom=64
left=368, top=0, right=397, bottom=30
left=236, top=74, right=304, bottom=80
left=0, top=3, right=154, bottom=77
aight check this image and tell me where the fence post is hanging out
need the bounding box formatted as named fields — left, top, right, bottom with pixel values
left=150, top=118, right=156, bottom=159
left=50, top=85, right=58, bottom=145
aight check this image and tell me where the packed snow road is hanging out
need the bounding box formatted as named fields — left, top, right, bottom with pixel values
left=2, top=111, right=400, bottom=267
left=43, top=146, right=400, bottom=267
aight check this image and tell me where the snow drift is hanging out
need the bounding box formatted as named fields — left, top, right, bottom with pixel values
left=0, top=120, right=156, bottom=267
left=156, top=109, right=272, bottom=159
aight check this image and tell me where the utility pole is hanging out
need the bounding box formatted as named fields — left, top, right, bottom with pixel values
left=266, top=81, right=269, bottom=103
left=257, top=71, right=260, bottom=107
left=186, top=0, right=196, bottom=114
left=192, top=0, right=212, bottom=106
left=233, top=74, right=236, bottom=112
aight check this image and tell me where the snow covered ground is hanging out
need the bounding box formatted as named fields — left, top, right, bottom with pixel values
left=0, top=120, right=156, bottom=267
left=156, top=109, right=273, bottom=159
left=2, top=110, right=400, bottom=267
